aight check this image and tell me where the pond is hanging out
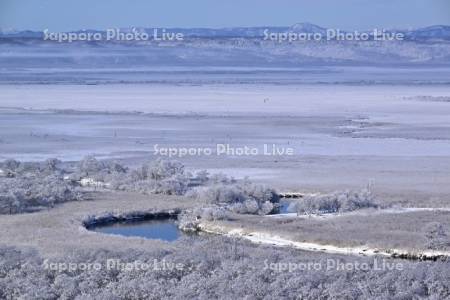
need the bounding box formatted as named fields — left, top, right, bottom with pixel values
left=90, top=219, right=185, bottom=242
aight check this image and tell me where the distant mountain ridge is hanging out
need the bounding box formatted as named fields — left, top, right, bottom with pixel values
left=1, top=23, right=450, bottom=40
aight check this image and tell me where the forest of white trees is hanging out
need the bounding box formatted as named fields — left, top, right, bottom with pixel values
left=0, top=236, right=449, bottom=299
left=0, top=157, right=279, bottom=216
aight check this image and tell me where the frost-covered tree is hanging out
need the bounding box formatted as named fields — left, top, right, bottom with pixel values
left=295, top=189, right=377, bottom=215
left=2, top=159, right=20, bottom=171
left=0, top=160, right=83, bottom=214
left=0, top=238, right=449, bottom=299
left=42, top=158, right=62, bottom=172
left=424, top=222, right=450, bottom=250
left=148, top=159, right=185, bottom=180
left=188, top=176, right=279, bottom=215
left=78, top=155, right=106, bottom=176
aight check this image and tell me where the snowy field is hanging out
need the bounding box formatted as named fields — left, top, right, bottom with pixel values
left=1, top=80, right=450, bottom=202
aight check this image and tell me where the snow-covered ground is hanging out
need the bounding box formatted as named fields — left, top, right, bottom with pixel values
left=1, top=80, right=449, bottom=204
left=0, top=190, right=447, bottom=260
left=0, top=191, right=197, bottom=257
left=199, top=222, right=450, bottom=260
left=267, top=207, right=450, bottom=219
left=1, top=83, right=450, bottom=116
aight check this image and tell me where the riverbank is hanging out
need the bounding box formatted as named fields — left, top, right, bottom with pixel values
left=1, top=190, right=448, bottom=261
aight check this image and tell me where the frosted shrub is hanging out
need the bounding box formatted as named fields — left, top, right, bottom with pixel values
left=129, top=164, right=149, bottom=181
left=195, top=184, right=244, bottom=204
left=69, top=156, right=276, bottom=200
left=74, top=157, right=191, bottom=195
left=148, top=159, right=185, bottom=180
left=107, top=161, right=127, bottom=174
left=0, top=157, right=277, bottom=212
left=0, top=192, right=23, bottom=214
left=242, top=182, right=279, bottom=204
left=2, top=159, right=20, bottom=171
left=0, top=158, right=64, bottom=177
left=178, top=210, right=201, bottom=232
left=424, top=222, right=450, bottom=250
left=296, top=194, right=339, bottom=215
left=76, top=156, right=127, bottom=182
left=104, top=159, right=190, bottom=195
left=150, top=174, right=190, bottom=195
left=243, top=199, right=260, bottom=214
left=198, top=206, right=231, bottom=221
left=0, top=158, right=86, bottom=214
left=191, top=180, right=279, bottom=215
left=0, top=241, right=449, bottom=299
left=178, top=206, right=231, bottom=231
left=339, top=189, right=375, bottom=211
left=229, top=202, right=245, bottom=214
left=260, top=201, right=275, bottom=215
left=78, top=155, right=106, bottom=175
left=296, top=189, right=377, bottom=215
left=0, top=175, right=83, bottom=214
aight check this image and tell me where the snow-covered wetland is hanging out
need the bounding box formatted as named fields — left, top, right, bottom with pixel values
left=1, top=33, right=450, bottom=298
left=1, top=83, right=450, bottom=203
left=1, top=78, right=449, bottom=298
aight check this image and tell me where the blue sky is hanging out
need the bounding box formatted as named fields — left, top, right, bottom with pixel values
left=1, top=0, right=449, bottom=31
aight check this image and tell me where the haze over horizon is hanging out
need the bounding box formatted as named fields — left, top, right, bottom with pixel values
left=1, top=0, right=449, bottom=31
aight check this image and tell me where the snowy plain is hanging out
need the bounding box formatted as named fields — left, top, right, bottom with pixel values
left=1, top=80, right=450, bottom=201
